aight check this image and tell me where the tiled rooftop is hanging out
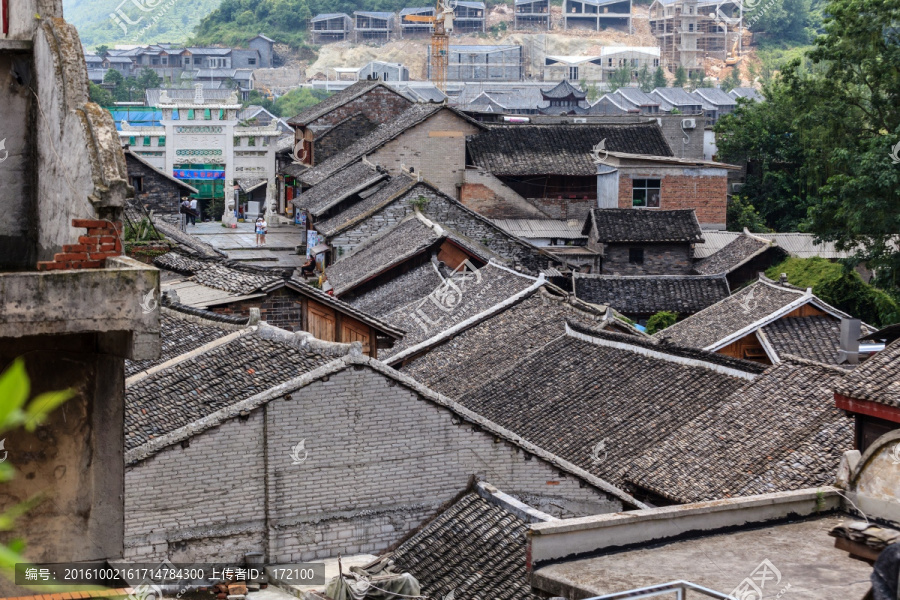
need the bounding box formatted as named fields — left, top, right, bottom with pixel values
left=574, top=273, right=730, bottom=315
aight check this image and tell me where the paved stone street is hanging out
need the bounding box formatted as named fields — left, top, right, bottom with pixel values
left=187, top=221, right=308, bottom=268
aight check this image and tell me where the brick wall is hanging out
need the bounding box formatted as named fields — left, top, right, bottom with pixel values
left=36, top=219, right=123, bottom=270
left=126, top=154, right=186, bottom=221
left=328, top=184, right=548, bottom=272
left=525, top=195, right=595, bottom=221
left=459, top=170, right=549, bottom=219
left=124, top=411, right=265, bottom=563
left=616, top=171, right=727, bottom=228
left=124, top=366, right=622, bottom=563
left=370, top=110, right=480, bottom=199
left=603, top=243, right=694, bottom=275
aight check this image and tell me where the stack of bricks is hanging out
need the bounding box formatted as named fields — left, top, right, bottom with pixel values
left=37, top=219, right=123, bottom=271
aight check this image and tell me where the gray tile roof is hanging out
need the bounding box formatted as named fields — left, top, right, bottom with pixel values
left=762, top=316, right=865, bottom=369
left=585, top=209, right=703, bottom=243
left=301, top=104, right=476, bottom=187
left=625, top=357, right=853, bottom=503
left=541, top=80, right=587, bottom=99
left=614, top=87, right=661, bottom=108
left=125, top=310, right=235, bottom=377
left=433, top=324, right=763, bottom=486
left=386, top=491, right=541, bottom=600
left=292, top=161, right=388, bottom=216
left=398, top=287, right=617, bottom=397
left=286, top=80, right=386, bottom=126
left=654, top=278, right=814, bottom=349
left=326, top=214, right=445, bottom=296
left=314, top=173, right=418, bottom=237
left=574, top=273, right=730, bottom=315
left=692, top=87, right=737, bottom=108
left=467, top=123, right=673, bottom=177
left=154, top=252, right=282, bottom=295
left=693, top=231, right=773, bottom=275
left=729, top=87, right=764, bottom=102
left=379, top=262, right=538, bottom=360
left=834, top=338, right=900, bottom=407
left=284, top=279, right=405, bottom=340
left=125, top=330, right=336, bottom=450
left=348, top=261, right=445, bottom=317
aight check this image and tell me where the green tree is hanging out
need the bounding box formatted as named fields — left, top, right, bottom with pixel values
left=687, top=69, right=706, bottom=91
left=646, top=311, right=678, bottom=334
left=274, top=87, right=333, bottom=118
left=673, top=65, right=687, bottom=88
left=94, top=45, right=109, bottom=58
left=637, top=64, right=653, bottom=92
left=102, top=68, right=123, bottom=86
left=653, top=66, right=667, bottom=89
left=747, top=0, right=811, bottom=43
left=89, top=82, right=114, bottom=106
left=136, top=67, right=161, bottom=90
left=606, top=66, right=633, bottom=93
left=787, top=0, right=900, bottom=297
left=714, top=80, right=814, bottom=231
left=721, top=67, right=742, bottom=92
left=726, top=195, right=771, bottom=233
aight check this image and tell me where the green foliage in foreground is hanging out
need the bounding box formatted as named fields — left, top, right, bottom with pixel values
left=765, top=257, right=900, bottom=327
left=645, top=311, right=678, bottom=335
left=0, top=359, right=75, bottom=583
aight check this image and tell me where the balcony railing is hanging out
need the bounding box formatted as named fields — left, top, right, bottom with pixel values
left=584, top=580, right=732, bottom=600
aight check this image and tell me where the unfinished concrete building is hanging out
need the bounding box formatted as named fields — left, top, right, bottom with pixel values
left=453, top=1, right=487, bottom=33
left=310, top=13, right=352, bottom=43
left=354, top=11, right=395, bottom=42
left=514, top=0, right=551, bottom=30
left=0, top=0, right=159, bottom=591
left=400, top=6, right=435, bottom=36
left=649, top=0, right=741, bottom=73
left=564, top=0, right=632, bottom=31
left=432, top=45, right=524, bottom=82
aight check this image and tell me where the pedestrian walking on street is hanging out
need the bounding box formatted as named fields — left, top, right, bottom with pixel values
left=188, top=197, right=198, bottom=226
left=255, top=216, right=267, bottom=247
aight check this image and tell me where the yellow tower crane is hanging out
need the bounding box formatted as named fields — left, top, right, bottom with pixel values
left=401, top=0, right=456, bottom=92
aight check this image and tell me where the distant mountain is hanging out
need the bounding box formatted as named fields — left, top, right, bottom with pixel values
left=63, top=0, right=224, bottom=50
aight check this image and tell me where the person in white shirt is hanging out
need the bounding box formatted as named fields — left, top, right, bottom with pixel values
left=255, top=217, right=267, bottom=247
left=188, top=198, right=198, bottom=225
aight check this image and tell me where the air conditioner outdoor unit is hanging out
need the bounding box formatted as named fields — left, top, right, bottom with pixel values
left=573, top=118, right=587, bottom=123
left=681, top=118, right=696, bottom=129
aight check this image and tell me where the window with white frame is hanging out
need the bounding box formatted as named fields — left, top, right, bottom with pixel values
left=632, top=179, right=661, bottom=208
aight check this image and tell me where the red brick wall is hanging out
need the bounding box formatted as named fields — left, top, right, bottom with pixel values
left=617, top=174, right=727, bottom=226
left=37, top=219, right=123, bottom=270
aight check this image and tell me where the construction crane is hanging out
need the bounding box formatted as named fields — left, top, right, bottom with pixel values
left=402, top=0, right=456, bottom=92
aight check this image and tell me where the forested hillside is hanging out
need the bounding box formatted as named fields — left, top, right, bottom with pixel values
left=64, top=0, right=223, bottom=49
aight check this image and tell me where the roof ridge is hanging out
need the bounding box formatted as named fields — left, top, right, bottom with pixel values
left=573, top=272, right=728, bottom=281
left=386, top=272, right=546, bottom=366
left=777, top=353, right=852, bottom=375
left=567, top=321, right=764, bottom=378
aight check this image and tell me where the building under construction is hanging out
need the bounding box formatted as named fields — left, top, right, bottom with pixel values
left=429, top=45, right=524, bottom=82
left=649, top=0, right=742, bottom=73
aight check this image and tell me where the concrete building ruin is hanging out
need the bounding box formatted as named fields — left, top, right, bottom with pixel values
left=649, top=0, right=742, bottom=73
left=353, top=11, right=395, bottom=42
left=0, top=0, right=159, bottom=587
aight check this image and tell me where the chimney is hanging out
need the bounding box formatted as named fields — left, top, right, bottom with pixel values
left=837, top=318, right=861, bottom=365
left=779, top=273, right=788, bottom=285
